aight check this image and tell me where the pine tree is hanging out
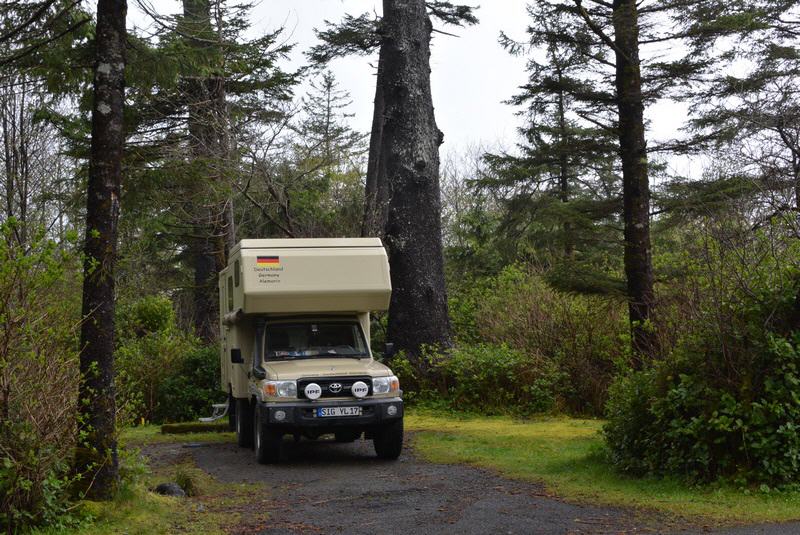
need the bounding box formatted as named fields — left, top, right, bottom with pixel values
left=102, top=1, right=297, bottom=334
left=497, top=0, right=717, bottom=363
left=308, top=2, right=477, bottom=358
left=481, top=3, right=620, bottom=265
left=236, top=71, right=368, bottom=239
left=687, top=1, right=800, bottom=218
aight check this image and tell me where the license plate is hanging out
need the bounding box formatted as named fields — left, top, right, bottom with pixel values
left=316, top=406, right=362, bottom=418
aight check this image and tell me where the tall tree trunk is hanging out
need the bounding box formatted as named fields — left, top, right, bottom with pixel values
left=382, top=0, right=452, bottom=358
left=556, top=69, right=573, bottom=257
left=74, top=0, right=126, bottom=500
left=361, top=48, right=389, bottom=238
left=613, top=0, right=655, bottom=366
left=183, top=0, right=230, bottom=344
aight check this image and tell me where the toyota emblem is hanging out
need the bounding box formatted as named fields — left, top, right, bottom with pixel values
left=328, top=383, right=343, bottom=394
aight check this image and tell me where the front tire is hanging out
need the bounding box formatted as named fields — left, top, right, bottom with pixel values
left=373, top=419, right=403, bottom=460
left=235, top=398, right=253, bottom=448
left=254, top=405, right=283, bottom=464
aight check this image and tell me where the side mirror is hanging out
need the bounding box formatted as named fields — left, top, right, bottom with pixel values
left=230, top=348, right=243, bottom=364
left=384, top=342, right=397, bottom=358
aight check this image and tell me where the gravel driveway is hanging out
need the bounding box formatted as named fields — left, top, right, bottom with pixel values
left=147, top=434, right=800, bottom=535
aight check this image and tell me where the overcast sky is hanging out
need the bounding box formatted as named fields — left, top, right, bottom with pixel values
left=251, top=0, right=532, bottom=157
left=133, top=1, right=692, bottom=171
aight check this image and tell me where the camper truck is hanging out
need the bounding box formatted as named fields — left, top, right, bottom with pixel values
left=218, top=238, right=403, bottom=464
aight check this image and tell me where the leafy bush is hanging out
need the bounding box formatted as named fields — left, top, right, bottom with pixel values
left=444, top=344, right=564, bottom=414
left=155, top=346, right=221, bottom=423
left=0, top=221, right=82, bottom=532
left=116, top=296, right=222, bottom=424
left=0, top=422, right=77, bottom=532
left=605, top=230, right=800, bottom=486
left=448, top=265, right=626, bottom=415
left=390, top=343, right=564, bottom=415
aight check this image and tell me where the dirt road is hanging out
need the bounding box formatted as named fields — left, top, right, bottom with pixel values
left=147, top=435, right=800, bottom=535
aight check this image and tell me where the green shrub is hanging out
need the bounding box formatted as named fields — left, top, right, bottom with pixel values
left=605, top=332, right=800, bottom=486
left=448, top=265, right=625, bottom=415
left=443, top=344, right=564, bottom=414
left=116, top=297, right=222, bottom=424
left=0, top=222, right=82, bottom=532
left=155, top=346, right=221, bottom=423
left=604, top=232, right=800, bottom=486
left=390, top=343, right=564, bottom=415
left=0, top=422, right=77, bottom=532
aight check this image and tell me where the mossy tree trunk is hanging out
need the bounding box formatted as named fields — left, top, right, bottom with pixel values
left=381, top=0, right=452, bottom=359
left=75, top=0, right=127, bottom=500
left=361, top=47, right=389, bottom=238
left=612, top=0, right=655, bottom=366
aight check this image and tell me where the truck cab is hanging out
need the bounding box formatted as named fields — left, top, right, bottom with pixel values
left=219, top=239, right=403, bottom=464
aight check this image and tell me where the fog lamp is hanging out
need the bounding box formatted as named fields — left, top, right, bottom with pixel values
left=387, top=405, right=398, bottom=417
left=274, top=410, right=286, bottom=422
left=352, top=381, right=369, bottom=398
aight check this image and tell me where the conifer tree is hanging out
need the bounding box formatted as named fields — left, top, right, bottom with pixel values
left=308, top=3, right=477, bottom=238
left=381, top=0, right=454, bottom=356
left=498, top=0, right=717, bottom=363
left=308, top=2, right=477, bottom=358
left=110, top=1, right=297, bottom=336
left=482, top=4, right=619, bottom=264
left=236, top=71, right=367, bottom=239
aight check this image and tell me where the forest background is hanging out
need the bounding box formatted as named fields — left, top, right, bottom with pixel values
left=3, top=0, right=800, bottom=531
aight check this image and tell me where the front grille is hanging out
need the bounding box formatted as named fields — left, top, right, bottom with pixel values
left=297, top=376, right=373, bottom=399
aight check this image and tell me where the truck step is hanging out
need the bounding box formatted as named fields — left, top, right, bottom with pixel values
left=199, top=402, right=229, bottom=423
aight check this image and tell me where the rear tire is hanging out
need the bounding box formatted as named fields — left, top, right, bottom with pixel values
left=235, top=398, right=253, bottom=448
left=254, top=405, right=283, bottom=464
left=373, top=419, right=403, bottom=460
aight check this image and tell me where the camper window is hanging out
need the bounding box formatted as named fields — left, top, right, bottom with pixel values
left=227, top=276, right=234, bottom=311
left=264, top=322, right=368, bottom=360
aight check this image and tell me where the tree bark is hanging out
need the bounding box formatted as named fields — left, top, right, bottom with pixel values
left=74, top=0, right=126, bottom=500
left=361, top=47, right=389, bottom=238
left=555, top=67, right=573, bottom=257
left=613, top=0, right=655, bottom=366
left=381, top=0, right=452, bottom=358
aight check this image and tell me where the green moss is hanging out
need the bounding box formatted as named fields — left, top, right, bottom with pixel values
left=35, top=459, right=265, bottom=534
left=121, top=424, right=234, bottom=446
left=406, top=413, right=800, bottom=524
left=161, top=422, right=230, bottom=435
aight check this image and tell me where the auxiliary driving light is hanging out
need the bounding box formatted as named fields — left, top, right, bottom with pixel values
left=305, top=383, right=322, bottom=400
left=387, top=405, right=398, bottom=417
left=352, top=381, right=369, bottom=398
left=274, top=410, right=286, bottom=422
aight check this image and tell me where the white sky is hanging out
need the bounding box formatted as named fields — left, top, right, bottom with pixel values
left=252, top=0, right=532, bottom=158
left=133, top=1, right=693, bottom=172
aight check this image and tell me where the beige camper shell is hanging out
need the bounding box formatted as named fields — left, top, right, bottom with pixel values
left=219, top=239, right=403, bottom=464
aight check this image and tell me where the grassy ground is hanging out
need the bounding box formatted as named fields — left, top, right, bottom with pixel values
left=39, top=415, right=800, bottom=533
left=33, top=425, right=264, bottom=535
left=405, top=412, right=800, bottom=524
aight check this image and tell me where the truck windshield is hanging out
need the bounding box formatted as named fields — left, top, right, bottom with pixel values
left=264, top=322, right=369, bottom=360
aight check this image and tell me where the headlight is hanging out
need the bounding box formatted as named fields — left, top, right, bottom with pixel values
left=262, top=381, right=297, bottom=399
left=372, top=375, right=399, bottom=394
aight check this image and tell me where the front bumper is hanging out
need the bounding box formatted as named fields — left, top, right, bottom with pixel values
left=259, top=397, right=403, bottom=428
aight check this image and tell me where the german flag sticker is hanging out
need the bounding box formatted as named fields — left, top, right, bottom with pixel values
left=257, top=256, right=280, bottom=266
